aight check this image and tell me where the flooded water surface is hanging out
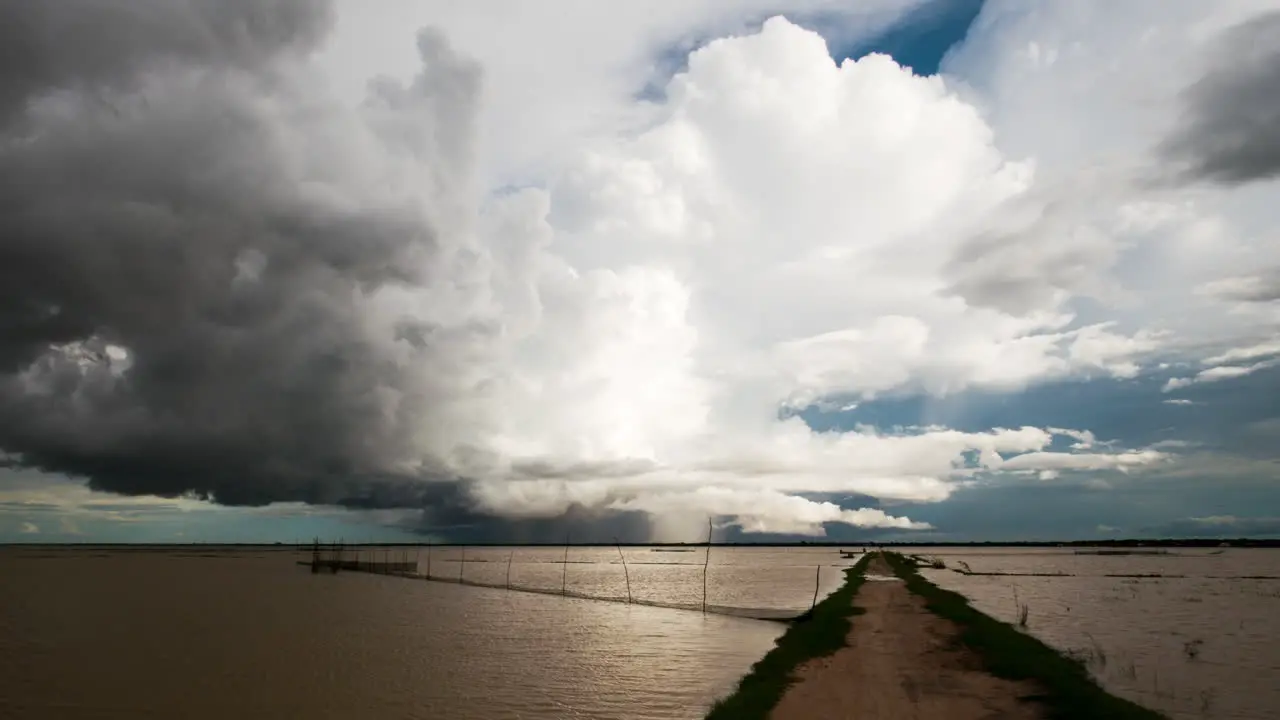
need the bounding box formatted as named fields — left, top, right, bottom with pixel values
left=12, top=545, right=1273, bottom=719
left=418, top=545, right=853, bottom=618
left=915, top=548, right=1280, bottom=720
left=0, top=546, right=852, bottom=720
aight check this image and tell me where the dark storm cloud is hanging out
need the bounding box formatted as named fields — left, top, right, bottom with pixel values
left=419, top=503, right=656, bottom=545
left=509, top=458, right=660, bottom=481
left=0, top=1, right=499, bottom=511
left=1161, top=11, right=1280, bottom=185
left=0, top=0, right=331, bottom=122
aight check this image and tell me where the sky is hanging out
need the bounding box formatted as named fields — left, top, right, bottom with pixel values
left=1, top=0, right=1279, bottom=544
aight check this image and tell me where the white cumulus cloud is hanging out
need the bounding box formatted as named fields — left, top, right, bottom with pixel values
left=5, top=0, right=1278, bottom=540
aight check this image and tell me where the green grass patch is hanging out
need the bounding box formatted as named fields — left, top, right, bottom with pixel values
left=704, top=554, right=872, bottom=720
left=882, top=552, right=1167, bottom=720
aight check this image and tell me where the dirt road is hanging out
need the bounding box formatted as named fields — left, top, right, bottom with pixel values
left=771, top=555, right=1045, bottom=720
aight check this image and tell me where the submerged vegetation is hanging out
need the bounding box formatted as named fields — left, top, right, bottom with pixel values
left=1013, top=585, right=1030, bottom=629
left=704, top=554, right=872, bottom=720
left=883, top=552, right=1168, bottom=720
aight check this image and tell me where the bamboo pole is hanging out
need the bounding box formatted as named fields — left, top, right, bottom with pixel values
left=811, top=565, right=821, bottom=610
left=506, top=549, right=514, bottom=589
left=702, top=518, right=712, bottom=613
left=614, top=538, right=632, bottom=604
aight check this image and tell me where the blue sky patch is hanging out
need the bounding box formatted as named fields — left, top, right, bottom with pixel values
left=801, top=365, right=1280, bottom=457
left=827, top=0, right=985, bottom=76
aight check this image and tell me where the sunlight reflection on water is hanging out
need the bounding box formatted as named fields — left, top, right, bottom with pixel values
left=0, top=546, right=860, bottom=719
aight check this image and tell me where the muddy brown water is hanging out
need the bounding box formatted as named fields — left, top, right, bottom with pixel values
left=0, top=546, right=856, bottom=719
left=913, top=548, right=1280, bottom=720
left=11, top=546, right=1271, bottom=719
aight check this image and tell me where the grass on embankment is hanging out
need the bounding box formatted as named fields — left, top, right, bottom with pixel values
left=704, top=553, right=872, bottom=720
left=882, top=552, right=1167, bottom=720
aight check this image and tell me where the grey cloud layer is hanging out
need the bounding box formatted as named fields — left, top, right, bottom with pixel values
left=0, top=0, right=331, bottom=122
left=0, top=0, right=496, bottom=509
left=1162, top=11, right=1280, bottom=185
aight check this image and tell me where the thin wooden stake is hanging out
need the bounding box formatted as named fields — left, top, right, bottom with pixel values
left=426, top=542, right=432, bottom=579
left=702, top=518, right=712, bottom=613
left=562, top=532, right=571, bottom=596
left=811, top=565, right=821, bottom=610
left=459, top=545, right=466, bottom=583
left=614, top=538, right=632, bottom=604
left=506, top=549, right=514, bottom=589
